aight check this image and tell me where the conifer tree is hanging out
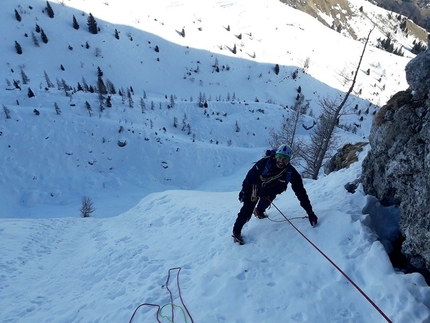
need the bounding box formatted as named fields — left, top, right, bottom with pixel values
left=97, top=66, right=103, bottom=78
left=44, top=71, right=54, bottom=88
left=127, top=89, right=133, bottom=108
left=85, top=101, right=92, bottom=116
left=411, top=41, right=426, bottom=55
left=61, top=79, right=71, bottom=95
left=98, top=88, right=105, bottom=113
left=54, top=102, right=61, bottom=115
left=15, top=9, right=22, bottom=22
left=97, top=77, right=107, bottom=95
left=72, top=15, right=79, bottom=30
left=14, top=41, right=23, bottom=54
left=27, top=88, right=35, bottom=98
left=13, top=80, right=21, bottom=90
left=105, top=95, right=112, bottom=108
left=140, top=97, right=146, bottom=113
left=46, top=1, right=54, bottom=18
left=3, top=105, right=11, bottom=119
left=20, top=68, right=30, bottom=84
left=81, top=77, right=89, bottom=92
left=40, top=29, right=48, bottom=43
left=235, top=121, right=240, bottom=132
left=114, top=29, right=119, bottom=39
left=106, top=79, right=116, bottom=94
left=35, top=23, right=41, bottom=33
left=87, top=13, right=98, bottom=34
left=181, top=113, right=187, bottom=131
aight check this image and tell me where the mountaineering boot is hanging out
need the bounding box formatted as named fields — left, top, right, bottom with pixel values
left=232, top=230, right=245, bottom=245
left=253, top=208, right=268, bottom=219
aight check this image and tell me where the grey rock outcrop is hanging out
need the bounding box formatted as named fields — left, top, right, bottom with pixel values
left=361, top=46, right=430, bottom=278
left=324, top=142, right=368, bottom=175
left=405, top=38, right=430, bottom=102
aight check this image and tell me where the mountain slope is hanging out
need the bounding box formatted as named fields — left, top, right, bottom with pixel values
left=2, top=0, right=415, bottom=218
left=280, top=0, right=428, bottom=50
left=1, top=1, right=430, bottom=322
left=3, top=0, right=411, bottom=108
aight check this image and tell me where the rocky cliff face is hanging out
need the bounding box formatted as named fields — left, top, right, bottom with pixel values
left=361, top=44, right=430, bottom=278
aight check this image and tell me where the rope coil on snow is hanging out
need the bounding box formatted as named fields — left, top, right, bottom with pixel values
left=129, top=267, right=194, bottom=323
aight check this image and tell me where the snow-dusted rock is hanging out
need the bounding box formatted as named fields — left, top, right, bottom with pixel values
left=362, top=46, right=430, bottom=280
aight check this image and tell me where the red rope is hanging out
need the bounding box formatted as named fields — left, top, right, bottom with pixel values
left=128, top=303, right=161, bottom=323
left=166, top=267, right=195, bottom=323
left=270, top=201, right=393, bottom=323
left=128, top=267, right=194, bottom=323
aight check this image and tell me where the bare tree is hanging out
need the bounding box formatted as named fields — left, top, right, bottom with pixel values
left=299, top=28, right=373, bottom=179
left=335, top=66, right=353, bottom=87
left=80, top=196, right=95, bottom=217
left=299, top=97, right=341, bottom=179
left=303, top=57, right=310, bottom=72
left=269, top=93, right=309, bottom=153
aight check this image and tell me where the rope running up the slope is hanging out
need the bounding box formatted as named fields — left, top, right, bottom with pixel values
left=270, top=201, right=393, bottom=323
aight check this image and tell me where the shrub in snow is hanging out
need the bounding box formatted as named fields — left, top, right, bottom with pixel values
left=80, top=196, right=95, bottom=217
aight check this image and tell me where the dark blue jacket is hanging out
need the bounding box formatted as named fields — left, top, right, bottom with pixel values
left=242, top=156, right=314, bottom=214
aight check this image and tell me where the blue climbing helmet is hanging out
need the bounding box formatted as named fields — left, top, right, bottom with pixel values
left=275, top=144, right=292, bottom=161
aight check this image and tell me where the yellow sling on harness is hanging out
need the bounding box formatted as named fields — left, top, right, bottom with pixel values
left=259, top=167, right=288, bottom=187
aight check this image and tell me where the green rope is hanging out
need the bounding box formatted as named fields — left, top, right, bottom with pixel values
left=159, top=303, right=189, bottom=323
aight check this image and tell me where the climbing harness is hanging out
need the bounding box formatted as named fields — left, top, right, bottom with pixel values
left=259, top=159, right=292, bottom=187
left=251, top=159, right=293, bottom=203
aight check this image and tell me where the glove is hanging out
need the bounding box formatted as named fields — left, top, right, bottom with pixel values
left=238, top=190, right=246, bottom=202
left=308, top=211, right=318, bottom=227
